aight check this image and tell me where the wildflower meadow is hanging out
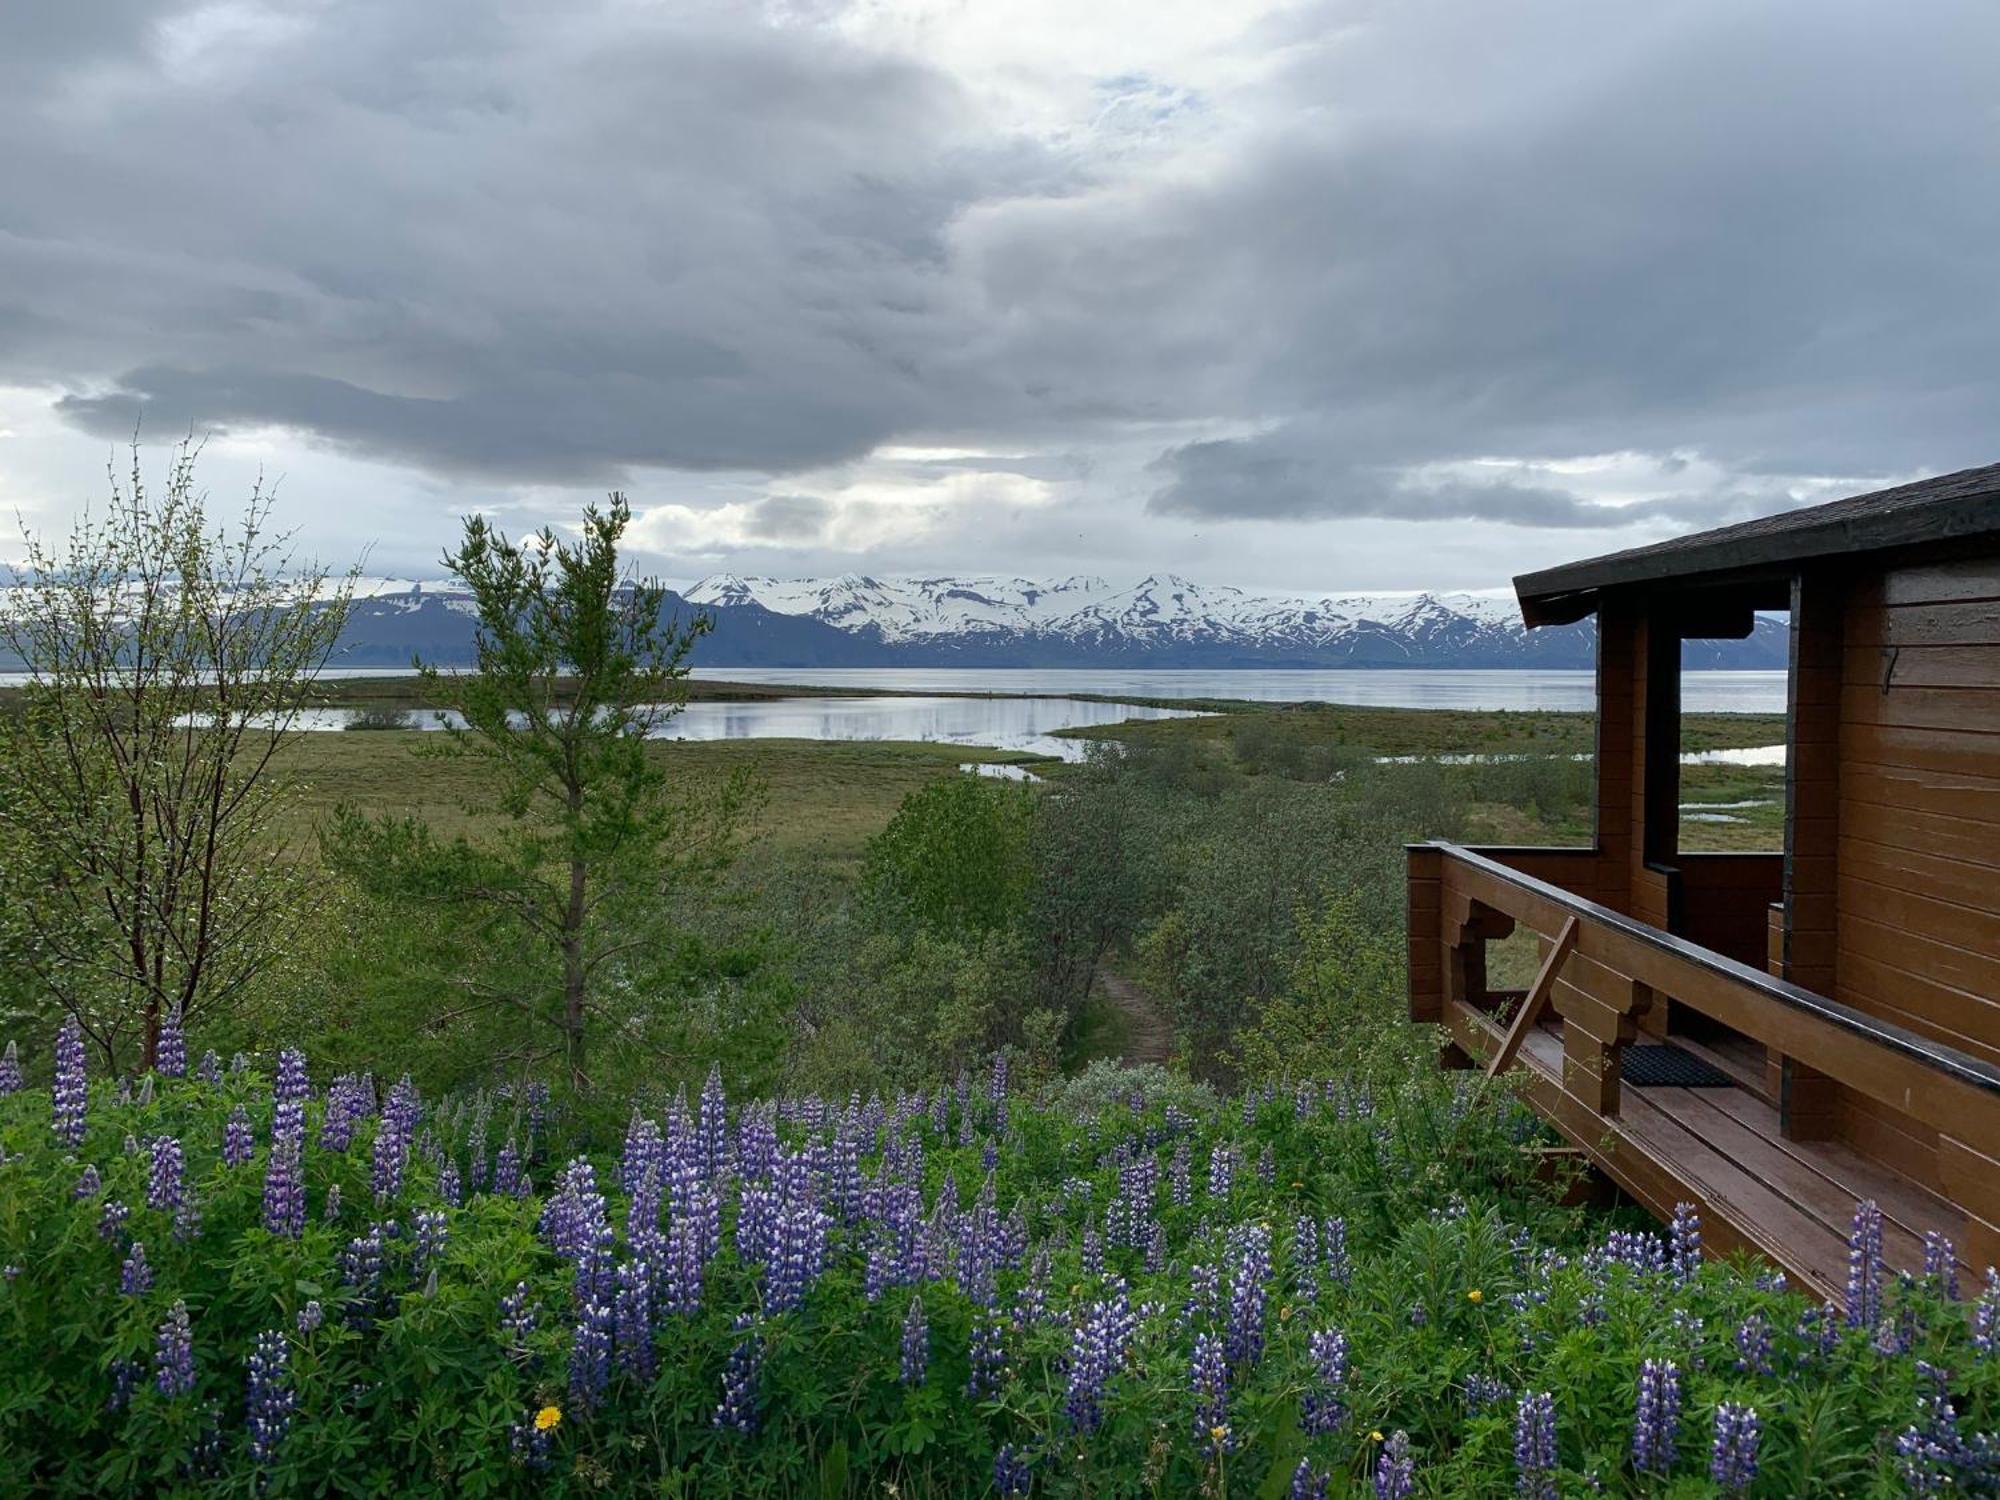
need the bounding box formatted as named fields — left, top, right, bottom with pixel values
left=0, top=1020, right=1995, bottom=1496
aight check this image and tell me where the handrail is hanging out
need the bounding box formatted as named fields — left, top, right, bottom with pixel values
left=1416, top=840, right=2000, bottom=1100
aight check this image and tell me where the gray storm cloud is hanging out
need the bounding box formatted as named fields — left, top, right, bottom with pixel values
left=3, top=0, right=1998, bottom=581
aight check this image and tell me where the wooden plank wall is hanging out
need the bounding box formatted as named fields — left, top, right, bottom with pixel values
left=1676, top=854, right=1784, bottom=970
left=1834, top=553, right=2000, bottom=1187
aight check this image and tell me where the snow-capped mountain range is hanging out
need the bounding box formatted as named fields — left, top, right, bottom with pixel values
left=674, top=573, right=1784, bottom=669
left=0, top=572, right=1788, bottom=670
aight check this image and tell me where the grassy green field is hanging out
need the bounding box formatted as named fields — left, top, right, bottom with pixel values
left=1063, top=698, right=1785, bottom=757
left=276, top=731, right=1045, bottom=866
left=271, top=692, right=1787, bottom=868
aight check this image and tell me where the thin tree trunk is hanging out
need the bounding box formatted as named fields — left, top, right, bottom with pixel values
left=562, top=853, right=588, bottom=1090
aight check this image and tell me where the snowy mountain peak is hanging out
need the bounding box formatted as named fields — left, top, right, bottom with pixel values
left=674, top=573, right=1571, bottom=658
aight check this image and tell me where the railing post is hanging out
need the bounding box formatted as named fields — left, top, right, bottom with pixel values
left=1406, top=845, right=1444, bottom=1025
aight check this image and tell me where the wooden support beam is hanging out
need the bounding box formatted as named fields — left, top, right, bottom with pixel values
left=1486, top=916, right=1580, bottom=1080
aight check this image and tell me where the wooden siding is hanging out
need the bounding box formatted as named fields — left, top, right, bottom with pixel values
left=1832, top=556, right=2000, bottom=1185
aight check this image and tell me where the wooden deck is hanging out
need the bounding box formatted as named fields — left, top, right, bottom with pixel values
left=1489, top=1020, right=1968, bottom=1302
left=1410, top=842, right=2000, bottom=1303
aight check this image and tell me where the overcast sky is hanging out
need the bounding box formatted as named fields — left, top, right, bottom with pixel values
left=3, top=0, right=1996, bottom=594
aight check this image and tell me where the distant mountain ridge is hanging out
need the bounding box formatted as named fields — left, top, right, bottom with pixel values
left=0, top=573, right=1788, bottom=670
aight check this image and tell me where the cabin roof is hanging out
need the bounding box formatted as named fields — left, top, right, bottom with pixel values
left=1513, top=461, right=2000, bottom=625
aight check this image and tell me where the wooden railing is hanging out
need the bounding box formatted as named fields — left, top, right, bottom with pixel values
left=1409, top=841, right=2000, bottom=1266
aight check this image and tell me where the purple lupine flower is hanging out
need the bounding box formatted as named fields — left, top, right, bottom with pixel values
left=196, top=1050, right=222, bottom=1086
left=1515, top=1391, right=1557, bottom=1500
left=337, top=1223, right=386, bottom=1321
left=1922, top=1232, right=1960, bottom=1301
left=1710, top=1403, right=1761, bottom=1493
left=438, top=1159, right=462, bottom=1208
left=1185, top=1259, right=1221, bottom=1326
left=900, top=1295, right=929, bottom=1386
left=271, top=1049, right=310, bottom=1144
left=108, top=1358, right=141, bottom=1411
left=1733, top=1314, right=1772, bottom=1375
left=1167, top=1138, right=1192, bottom=1206
left=1632, top=1358, right=1681, bottom=1475
left=146, top=1135, right=185, bottom=1214
left=371, top=1116, right=408, bottom=1203
left=494, top=1138, right=523, bottom=1197
left=1375, top=1431, right=1415, bottom=1500
left=75, top=1163, right=102, bottom=1199
left=52, top=1016, right=87, bottom=1147
left=98, top=1198, right=130, bottom=1241
left=698, top=1065, right=729, bottom=1181
left=245, top=1329, right=293, bottom=1466
left=993, top=1444, right=1031, bottom=1496
left=499, top=1282, right=538, bottom=1349
left=223, top=1106, right=255, bottom=1167
left=1207, top=1143, right=1235, bottom=1199
left=1081, top=1227, right=1104, bottom=1277
left=614, top=1258, right=655, bottom=1380
left=1668, top=1202, right=1701, bottom=1284
left=1290, top=1458, right=1330, bottom=1500
left=509, top=1412, right=556, bottom=1470
left=1974, top=1269, right=1999, bottom=1358
left=153, top=1299, right=196, bottom=1397
left=120, top=1240, right=153, bottom=1297
left=323, top=1182, right=342, bottom=1223
left=319, top=1093, right=355, bottom=1154
left=263, top=1137, right=306, bottom=1239
left=1224, top=1224, right=1272, bottom=1371
left=568, top=1297, right=613, bottom=1409
left=1302, top=1328, right=1349, bottom=1435
left=967, top=1312, right=1006, bottom=1399
left=713, top=1314, right=764, bottom=1433
left=155, top=1006, right=186, bottom=1078
left=1190, top=1330, right=1232, bottom=1455
left=0, top=1040, right=20, bottom=1094
left=383, top=1074, right=421, bottom=1142
left=412, top=1207, right=449, bottom=1272
left=1846, top=1200, right=1885, bottom=1328
left=1322, top=1217, right=1351, bottom=1285
left=296, top=1301, right=324, bottom=1335
left=1063, top=1280, right=1135, bottom=1435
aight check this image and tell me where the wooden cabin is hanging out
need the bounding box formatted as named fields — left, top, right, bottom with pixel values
left=1408, top=464, right=2000, bottom=1303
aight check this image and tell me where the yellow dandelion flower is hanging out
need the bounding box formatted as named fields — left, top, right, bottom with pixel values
left=1209, top=1424, right=1230, bottom=1444
left=1467, top=1288, right=1484, bottom=1304
left=534, top=1405, right=562, bottom=1432
left=1370, top=1430, right=1385, bottom=1443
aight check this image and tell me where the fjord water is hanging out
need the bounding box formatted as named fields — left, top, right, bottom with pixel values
left=684, top=666, right=1789, bottom=713
left=15, top=667, right=1790, bottom=761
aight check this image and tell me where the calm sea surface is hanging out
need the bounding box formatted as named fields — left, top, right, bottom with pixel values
left=684, top=666, right=1788, bottom=714
left=4, top=667, right=1790, bottom=760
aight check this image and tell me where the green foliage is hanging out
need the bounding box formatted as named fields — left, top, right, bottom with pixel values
left=0, top=440, right=355, bottom=1071
left=1230, top=891, right=1418, bottom=1086
left=0, top=1055, right=1991, bottom=1498
left=862, top=775, right=1034, bottom=939
left=323, top=495, right=757, bottom=1093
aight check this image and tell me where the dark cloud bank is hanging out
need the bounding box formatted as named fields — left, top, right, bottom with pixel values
left=4, top=0, right=1999, bottom=558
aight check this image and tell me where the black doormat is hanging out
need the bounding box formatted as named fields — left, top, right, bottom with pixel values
left=1621, top=1044, right=1735, bottom=1088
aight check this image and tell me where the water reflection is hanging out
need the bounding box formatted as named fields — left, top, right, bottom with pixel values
left=685, top=667, right=1789, bottom=714
left=658, top=696, right=1199, bottom=761
left=260, top=695, right=1203, bottom=761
